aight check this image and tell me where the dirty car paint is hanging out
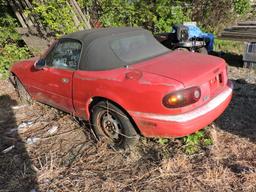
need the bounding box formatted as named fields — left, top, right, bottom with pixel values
left=10, top=32, right=233, bottom=138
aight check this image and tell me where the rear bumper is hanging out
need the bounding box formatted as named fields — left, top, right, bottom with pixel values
left=129, top=81, right=233, bottom=138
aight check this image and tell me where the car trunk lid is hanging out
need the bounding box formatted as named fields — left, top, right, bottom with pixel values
left=133, top=51, right=227, bottom=101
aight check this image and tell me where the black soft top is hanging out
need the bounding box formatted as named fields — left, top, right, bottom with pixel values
left=63, top=27, right=168, bottom=71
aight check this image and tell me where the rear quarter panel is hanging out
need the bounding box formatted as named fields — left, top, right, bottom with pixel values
left=72, top=68, right=184, bottom=120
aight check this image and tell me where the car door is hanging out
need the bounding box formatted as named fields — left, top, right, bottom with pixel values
left=31, top=39, right=82, bottom=113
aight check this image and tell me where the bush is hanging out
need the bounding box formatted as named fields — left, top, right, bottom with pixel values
left=81, top=0, right=191, bottom=33
left=0, top=1, right=30, bottom=79
left=0, top=1, right=20, bottom=46
left=191, top=0, right=252, bottom=33
left=28, top=0, right=83, bottom=37
left=0, top=45, right=30, bottom=78
left=234, top=0, right=251, bottom=15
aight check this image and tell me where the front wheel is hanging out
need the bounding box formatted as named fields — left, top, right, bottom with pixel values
left=91, top=101, right=139, bottom=150
left=15, top=77, right=32, bottom=104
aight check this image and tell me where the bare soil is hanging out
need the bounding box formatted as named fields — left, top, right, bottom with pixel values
left=0, top=66, right=255, bottom=192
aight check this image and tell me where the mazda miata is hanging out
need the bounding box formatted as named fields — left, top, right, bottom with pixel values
left=10, top=27, right=233, bottom=149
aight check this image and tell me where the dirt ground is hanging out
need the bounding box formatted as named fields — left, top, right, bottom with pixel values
left=0, top=65, right=255, bottom=192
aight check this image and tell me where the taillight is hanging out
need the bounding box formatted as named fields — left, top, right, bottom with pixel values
left=163, top=87, right=201, bottom=108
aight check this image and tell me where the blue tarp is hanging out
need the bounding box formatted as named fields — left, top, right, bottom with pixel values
left=184, top=24, right=215, bottom=52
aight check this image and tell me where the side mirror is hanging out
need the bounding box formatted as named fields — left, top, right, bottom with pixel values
left=34, top=59, right=46, bottom=70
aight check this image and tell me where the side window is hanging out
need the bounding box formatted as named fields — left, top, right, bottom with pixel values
left=45, top=40, right=82, bottom=70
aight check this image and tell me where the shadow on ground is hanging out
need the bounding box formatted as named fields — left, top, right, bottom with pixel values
left=211, top=51, right=244, bottom=68
left=215, top=80, right=256, bottom=143
left=0, top=95, right=38, bottom=191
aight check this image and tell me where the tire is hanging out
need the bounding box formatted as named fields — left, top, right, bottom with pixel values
left=91, top=101, right=139, bottom=150
left=198, top=47, right=208, bottom=55
left=15, top=77, right=32, bottom=104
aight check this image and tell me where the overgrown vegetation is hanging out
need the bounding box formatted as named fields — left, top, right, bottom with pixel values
left=81, top=0, right=191, bottom=32
left=191, top=0, right=252, bottom=33
left=81, top=0, right=252, bottom=33
left=0, top=1, right=256, bottom=191
left=0, top=45, right=30, bottom=78
left=0, top=0, right=253, bottom=77
left=24, top=0, right=254, bottom=34
left=27, top=0, right=84, bottom=36
left=27, top=0, right=190, bottom=33
left=0, top=1, right=30, bottom=78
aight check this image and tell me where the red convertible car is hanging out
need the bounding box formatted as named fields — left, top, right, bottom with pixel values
left=10, top=27, right=233, bottom=149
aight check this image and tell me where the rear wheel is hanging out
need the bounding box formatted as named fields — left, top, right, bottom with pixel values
left=15, top=77, right=32, bottom=104
left=91, top=101, right=139, bottom=150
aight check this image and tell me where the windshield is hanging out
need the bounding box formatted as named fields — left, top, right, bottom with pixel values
left=110, top=33, right=169, bottom=64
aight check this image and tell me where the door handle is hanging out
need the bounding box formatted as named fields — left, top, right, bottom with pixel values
left=61, top=78, right=70, bottom=84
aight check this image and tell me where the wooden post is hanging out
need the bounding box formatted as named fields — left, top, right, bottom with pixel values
left=8, top=0, right=28, bottom=28
left=66, top=1, right=83, bottom=30
left=70, top=0, right=91, bottom=29
left=13, top=0, right=34, bottom=27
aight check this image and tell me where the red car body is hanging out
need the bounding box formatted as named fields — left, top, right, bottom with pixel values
left=10, top=27, right=233, bottom=138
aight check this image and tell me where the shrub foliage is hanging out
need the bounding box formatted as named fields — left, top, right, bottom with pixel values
left=0, top=0, right=253, bottom=78
left=0, top=1, right=30, bottom=78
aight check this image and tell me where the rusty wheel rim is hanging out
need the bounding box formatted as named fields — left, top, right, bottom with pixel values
left=97, top=110, right=122, bottom=143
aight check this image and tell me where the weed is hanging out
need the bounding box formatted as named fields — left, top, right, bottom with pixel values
left=182, top=129, right=213, bottom=155
left=157, top=138, right=170, bottom=145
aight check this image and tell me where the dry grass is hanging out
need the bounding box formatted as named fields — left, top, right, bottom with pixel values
left=0, top=66, right=256, bottom=192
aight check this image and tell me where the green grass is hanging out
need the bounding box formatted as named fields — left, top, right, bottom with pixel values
left=214, top=38, right=245, bottom=55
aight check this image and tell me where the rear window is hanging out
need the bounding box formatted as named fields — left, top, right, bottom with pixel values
left=110, top=33, right=169, bottom=64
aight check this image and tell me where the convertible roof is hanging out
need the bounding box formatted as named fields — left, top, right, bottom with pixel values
left=64, top=27, right=145, bottom=44
left=62, top=27, right=165, bottom=71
